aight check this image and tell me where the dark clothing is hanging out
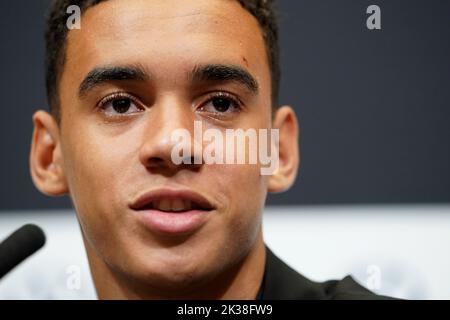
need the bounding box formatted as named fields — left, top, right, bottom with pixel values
left=256, top=247, right=392, bottom=300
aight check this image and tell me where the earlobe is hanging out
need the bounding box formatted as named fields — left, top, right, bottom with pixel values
left=29, top=110, right=69, bottom=196
left=267, top=105, right=300, bottom=193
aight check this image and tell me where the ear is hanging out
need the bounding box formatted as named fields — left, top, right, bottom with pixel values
left=29, top=110, right=69, bottom=196
left=267, top=105, right=300, bottom=193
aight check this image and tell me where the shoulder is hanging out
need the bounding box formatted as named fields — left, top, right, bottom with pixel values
left=260, top=246, right=395, bottom=300
left=320, top=275, right=394, bottom=300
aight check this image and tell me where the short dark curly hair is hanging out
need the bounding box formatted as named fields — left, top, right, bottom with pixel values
left=45, top=0, right=280, bottom=122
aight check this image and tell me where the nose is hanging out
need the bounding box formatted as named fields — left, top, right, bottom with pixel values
left=138, top=96, right=202, bottom=175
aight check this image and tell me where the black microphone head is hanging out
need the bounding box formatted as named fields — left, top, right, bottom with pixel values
left=0, top=224, right=46, bottom=279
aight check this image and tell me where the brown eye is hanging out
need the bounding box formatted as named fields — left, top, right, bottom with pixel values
left=112, top=98, right=132, bottom=113
left=99, top=94, right=144, bottom=117
left=211, top=97, right=232, bottom=113
left=199, top=93, right=242, bottom=115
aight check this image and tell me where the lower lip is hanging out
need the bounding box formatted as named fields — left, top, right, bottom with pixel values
left=134, top=209, right=211, bottom=235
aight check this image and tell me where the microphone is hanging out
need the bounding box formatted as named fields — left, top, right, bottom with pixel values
left=0, top=224, right=46, bottom=280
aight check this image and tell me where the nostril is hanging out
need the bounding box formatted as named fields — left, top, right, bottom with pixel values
left=147, top=157, right=166, bottom=168
left=173, top=155, right=203, bottom=166
left=145, top=155, right=203, bottom=170
left=189, top=155, right=203, bottom=165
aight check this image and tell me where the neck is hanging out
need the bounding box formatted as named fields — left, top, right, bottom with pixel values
left=84, top=232, right=266, bottom=300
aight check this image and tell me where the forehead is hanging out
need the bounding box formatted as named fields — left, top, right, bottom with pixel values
left=61, top=0, right=270, bottom=92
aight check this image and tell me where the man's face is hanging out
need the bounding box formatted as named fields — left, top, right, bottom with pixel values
left=57, top=0, right=273, bottom=290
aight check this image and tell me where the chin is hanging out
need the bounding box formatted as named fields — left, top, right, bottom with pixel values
left=130, top=261, right=214, bottom=293
left=121, top=246, right=213, bottom=282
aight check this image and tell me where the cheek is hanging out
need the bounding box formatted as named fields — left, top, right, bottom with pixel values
left=231, top=165, right=266, bottom=249
left=213, top=163, right=267, bottom=234
left=61, top=125, right=137, bottom=238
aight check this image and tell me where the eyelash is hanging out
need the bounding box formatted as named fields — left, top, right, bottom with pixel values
left=198, top=91, right=243, bottom=115
left=97, top=92, right=143, bottom=110
left=96, top=91, right=243, bottom=118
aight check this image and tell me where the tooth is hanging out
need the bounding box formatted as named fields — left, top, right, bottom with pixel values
left=184, top=200, right=192, bottom=211
left=172, top=199, right=185, bottom=211
left=158, top=199, right=171, bottom=211
left=152, top=200, right=159, bottom=210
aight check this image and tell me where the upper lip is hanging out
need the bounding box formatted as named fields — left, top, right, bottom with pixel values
left=129, top=188, right=215, bottom=211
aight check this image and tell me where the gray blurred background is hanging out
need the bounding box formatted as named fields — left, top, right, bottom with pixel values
left=1, top=0, right=449, bottom=210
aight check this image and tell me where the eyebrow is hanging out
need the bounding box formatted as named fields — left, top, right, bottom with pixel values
left=78, top=63, right=259, bottom=97
left=78, top=64, right=149, bottom=97
left=191, top=64, right=259, bottom=94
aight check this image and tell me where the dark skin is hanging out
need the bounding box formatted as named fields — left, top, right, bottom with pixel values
left=30, top=0, right=299, bottom=299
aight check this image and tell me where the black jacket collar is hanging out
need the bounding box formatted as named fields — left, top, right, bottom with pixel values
left=256, top=246, right=389, bottom=300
